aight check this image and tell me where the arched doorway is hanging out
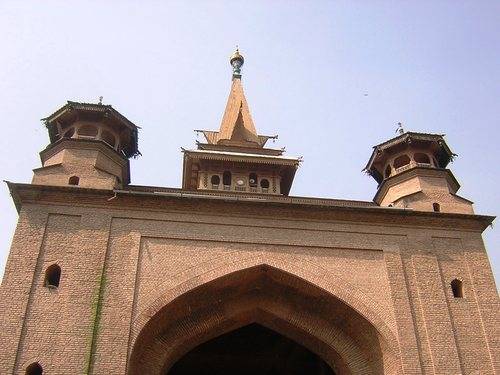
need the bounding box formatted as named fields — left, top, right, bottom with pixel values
left=168, top=323, right=335, bottom=375
left=128, top=265, right=400, bottom=375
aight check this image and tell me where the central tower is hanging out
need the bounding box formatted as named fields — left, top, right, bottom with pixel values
left=182, top=49, right=300, bottom=195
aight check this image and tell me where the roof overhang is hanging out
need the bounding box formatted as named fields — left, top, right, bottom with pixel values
left=42, top=101, right=140, bottom=158
left=364, top=132, right=456, bottom=183
left=5, top=182, right=494, bottom=233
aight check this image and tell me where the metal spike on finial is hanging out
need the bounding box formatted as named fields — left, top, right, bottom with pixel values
left=396, top=122, right=405, bottom=135
left=98, top=96, right=103, bottom=105
left=230, top=46, right=244, bottom=78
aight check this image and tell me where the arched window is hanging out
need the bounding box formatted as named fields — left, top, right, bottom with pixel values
left=222, top=171, right=232, bottom=186
left=62, top=127, right=75, bottom=138
left=385, top=165, right=391, bottom=178
left=433, top=203, right=440, bottom=212
left=451, top=279, right=464, bottom=298
left=77, top=125, right=98, bottom=137
left=68, top=176, right=80, bottom=186
left=101, top=130, right=116, bottom=147
left=414, top=152, right=431, bottom=164
left=25, top=362, right=43, bottom=375
left=249, top=173, right=258, bottom=187
left=260, top=179, right=270, bottom=189
left=393, top=154, right=411, bottom=169
left=211, top=175, right=220, bottom=186
left=44, top=264, right=61, bottom=288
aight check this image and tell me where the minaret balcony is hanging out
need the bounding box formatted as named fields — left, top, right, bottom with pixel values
left=394, top=160, right=433, bottom=175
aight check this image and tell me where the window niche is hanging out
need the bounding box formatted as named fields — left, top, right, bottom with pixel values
left=433, top=203, right=441, bottom=212
left=384, top=165, right=391, bottom=178
left=414, top=152, right=431, bottom=164
left=260, top=178, right=270, bottom=192
left=249, top=173, right=258, bottom=187
left=451, top=279, right=464, bottom=298
left=25, top=362, right=43, bottom=375
left=44, top=264, right=61, bottom=289
left=101, top=130, right=116, bottom=148
left=77, top=124, right=98, bottom=137
left=222, top=171, right=232, bottom=187
left=393, top=154, right=411, bottom=169
left=68, top=176, right=80, bottom=186
left=211, top=175, right=220, bottom=188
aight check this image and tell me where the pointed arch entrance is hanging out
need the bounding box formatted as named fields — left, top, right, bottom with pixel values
left=169, top=323, right=336, bottom=374
left=128, top=265, right=400, bottom=375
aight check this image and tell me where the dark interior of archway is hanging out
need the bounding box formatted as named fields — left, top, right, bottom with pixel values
left=167, top=323, right=335, bottom=375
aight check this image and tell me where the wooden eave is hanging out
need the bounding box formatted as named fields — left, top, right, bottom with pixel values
left=364, top=132, right=456, bottom=180
left=182, top=150, right=300, bottom=166
left=196, top=142, right=284, bottom=156
left=5, top=182, right=494, bottom=232
left=42, top=101, right=140, bottom=158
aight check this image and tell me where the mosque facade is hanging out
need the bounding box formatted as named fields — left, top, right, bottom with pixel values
left=0, top=50, right=498, bottom=374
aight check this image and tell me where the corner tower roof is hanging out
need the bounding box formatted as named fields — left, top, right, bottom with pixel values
left=364, top=131, right=456, bottom=184
left=42, top=100, right=140, bottom=158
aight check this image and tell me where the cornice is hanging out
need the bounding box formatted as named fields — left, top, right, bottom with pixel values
left=5, top=182, right=494, bottom=233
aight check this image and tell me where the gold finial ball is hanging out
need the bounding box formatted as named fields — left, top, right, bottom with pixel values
left=230, top=47, right=244, bottom=68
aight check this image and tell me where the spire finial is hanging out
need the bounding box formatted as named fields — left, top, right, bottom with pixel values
left=230, top=46, right=244, bottom=78
left=98, top=96, right=103, bottom=105
left=396, top=122, right=405, bottom=135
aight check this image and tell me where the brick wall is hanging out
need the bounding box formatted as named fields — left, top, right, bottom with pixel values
left=1, top=196, right=498, bottom=374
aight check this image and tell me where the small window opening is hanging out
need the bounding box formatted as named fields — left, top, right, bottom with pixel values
left=393, top=154, right=411, bottom=169
left=44, top=264, right=61, bottom=288
left=260, top=179, right=270, bottom=189
left=77, top=125, right=98, bottom=137
left=101, top=130, right=116, bottom=147
left=210, top=175, right=220, bottom=186
left=433, top=203, right=440, bottom=212
left=414, top=152, right=431, bottom=164
left=249, top=173, right=258, bottom=187
left=222, top=171, right=232, bottom=186
left=385, top=165, right=391, bottom=178
left=26, top=362, right=43, bottom=375
left=68, top=176, right=80, bottom=186
left=451, top=279, right=463, bottom=298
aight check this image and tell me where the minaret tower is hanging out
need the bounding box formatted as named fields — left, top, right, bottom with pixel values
left=182, top=49, right=301, bottom=195
left=32, top=101, right=140, bottom=189
left=364, top=130, right=474, bottom=214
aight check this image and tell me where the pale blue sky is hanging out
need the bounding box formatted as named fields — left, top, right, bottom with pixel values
left=0, top=1, right=498, bottom=284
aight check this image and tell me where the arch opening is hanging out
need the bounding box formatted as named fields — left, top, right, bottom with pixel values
left=168, top=323, right=335, bottom=375
left=222, top=171, right=232, bottom=186
left=451, top=279, right=464, bottom=298
left=25, top=362, right=43, bottom=375
left=393, top=154, right=410, bottom=169
left=44, top=263, right=61, bottom=288
left=68, top=176, right=79, bottom=186
left=414, top=152, right=430, bottom=164
left=129, top=265, right=399, bottom=375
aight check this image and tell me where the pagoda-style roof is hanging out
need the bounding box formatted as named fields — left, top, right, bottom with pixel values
left=183, top=149, right=300, bottom=166
left=364, top=132, right=456, bottom=183
left=196, top=130, right=278, bottom=148
left=197, top=64, right=277, bottom=150
left=42, top=101, right=140, bottom=158
left=182, top=49, right=301, bottom=196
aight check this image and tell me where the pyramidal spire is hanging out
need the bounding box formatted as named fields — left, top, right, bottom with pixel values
left=218, top=48, right=259, bottom=146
